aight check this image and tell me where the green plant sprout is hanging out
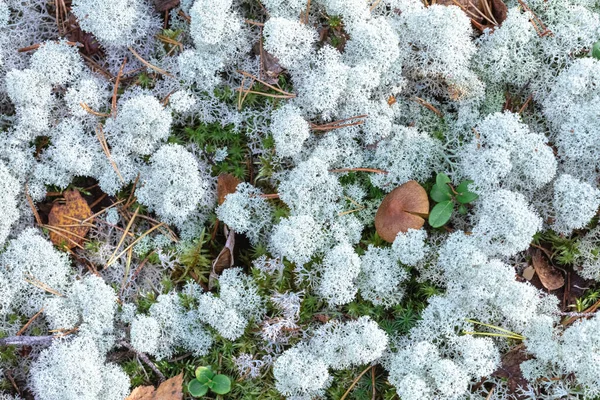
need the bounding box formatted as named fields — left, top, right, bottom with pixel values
left=462, top=319, right=525, bottom=341
left=188, top=366, right=232, bottom=397
left=428, top=172, right=479, bottom=228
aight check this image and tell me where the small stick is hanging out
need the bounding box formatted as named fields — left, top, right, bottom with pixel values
left=244, top=19, right=264, bottom=26
left=81, top=199, right=126, bottom=224
left=119, top=340, right=166, bottom=382
left=412, top=97, right=443, bottom=117
left=80, top=103, right=110, bottom=117
left=96, top=125, right=124, bottom=183
left=472, top=127, right=481, bottom=149
left=329, top=167, right=388, bottom=174
left=125, top=174, right=140, bottom=209
left=128, top=47, right=173, bottom=78
left=259, top=193, right=280, bottom=199
left=234, top=89, right=295, bottom=99
left=303, top=0, right=311, bottom=24
left=518, top=94, right=533, bottom=114
left=311, top=119, right=365, bottom=131
left=89, top=192, right=108, bottom=209
left=178, top=9, right=191, bottom=22
left=467, top=0, right=497, bottom=26
left=17, top=307, right=45, bottom=336
left=340, top=365, right=372, bottom=400
left=80, top=54, right=114, bottom=80
left=370, top=0, right=382, bottom=11
left=112, top=58, right=127, bottom=118
left=24, top=276, right=64, bottom=297
left=371, top=366, right=376, bottom=400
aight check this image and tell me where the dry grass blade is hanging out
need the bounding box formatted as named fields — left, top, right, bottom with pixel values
left=128, top=47, right=174, bottom=77
left=106, top=206, right=139, bottom=268
left=42, top=225, right=86, bottom=250
left=311, top=114, right=368, bottom=132
left=107, top=223, right=166, bottom=268
left=18, top=41, right=82, bottom=53
left=244, top=19, right=264, bottom=26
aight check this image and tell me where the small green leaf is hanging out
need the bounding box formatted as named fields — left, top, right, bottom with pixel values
left=430, top=184, right=452, bottom=202
left=188, top=380, right=209, bottom=397
left=456, top=191, right=479, bottom=204
left=436, top=173, right=451, bottom=187
left=195, top=366, right=214, bottom=382
left=455, top=180, right=474, bottom=194
left=593, top=40, right=600, bottom=59
left=458, top=204, right=468, bottom=215
left=211, top=374, right=232, bottom=395
left=428, top=200, right=454, bottom=228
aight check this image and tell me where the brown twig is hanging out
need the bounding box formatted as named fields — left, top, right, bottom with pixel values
left=562, top=298, right=600, bottom=326
left=371, top=366, right=376, bottom=400
left=112, top=58, right=127, bottom=118
left=517, top=0, right=552, bottom=37
left=329, top=167, right=389, bottom=174
left=412, top=97, right=443, bottom=117
left=17, top=308, right=44, bottom=336
left=304, top=0, right=311, bottom=24
left=234, top=89, right=295, bottom=99
left=24, top=276, right=64, bottom=297
left=178, top=9, right=191, bottom=22
left=80, top=53, right=114, bottom=80
left=119, top=340, right=166, bottom=382
left=311, top=114, right=368, bottom=132
left=128, top=47, right=174, bottom=77
left=244, top=19, right=265, bottom=26
left=18, top=41, right=82, bottom=53
left=259, top=193, right=280, bottom=199
left=106, top=206, right=139, bottom=268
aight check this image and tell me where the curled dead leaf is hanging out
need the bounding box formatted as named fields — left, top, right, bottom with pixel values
left=209, top=226, right=235, bottom=289
left=375, top=180, right=429, bottom=243
left=125, top=373, right=183, bottom=400
left=48, top=190, right=93, bottom=249
left=531, top=249, right=564, bottom=291
left=492, top=344, right=532, bottom=398
left=217, top=173, right=241, bottom=205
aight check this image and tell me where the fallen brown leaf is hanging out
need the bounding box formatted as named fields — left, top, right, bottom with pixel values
left=492, top=344, right=532, bottom=398
left=217, top=173, right=241, bottom=205
left=48, top=190, right=93, bottom=249
left=125, top=373, right=183, bottom=400
left=209, top=226, right=235, bottom=289
left=531, top=249, right=564, bottom=291
left=375, top=181, right=429, bottom=243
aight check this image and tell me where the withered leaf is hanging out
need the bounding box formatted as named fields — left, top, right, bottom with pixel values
left=217, top=173, right=241, bottom=205
left=492, top=344, right=532, bottom=398
left=125, top=373, right=183, bottom=400
left=48, top=190, right=93, bottom=249
left=209, top=226, right=235, bottom=289
left=375, top=180, right=429, bottom=243
left=522, top=265, right=536, bottom=281
left=531, top=249, right=564, bottom=291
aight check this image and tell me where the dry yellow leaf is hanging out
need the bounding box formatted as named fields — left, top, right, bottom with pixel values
left=48, top=190, right=93, bottom=249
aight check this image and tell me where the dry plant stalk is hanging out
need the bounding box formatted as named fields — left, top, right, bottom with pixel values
left=412, top=97, right=443, bottom=117
left=112, top=58, right=127, bottom=117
